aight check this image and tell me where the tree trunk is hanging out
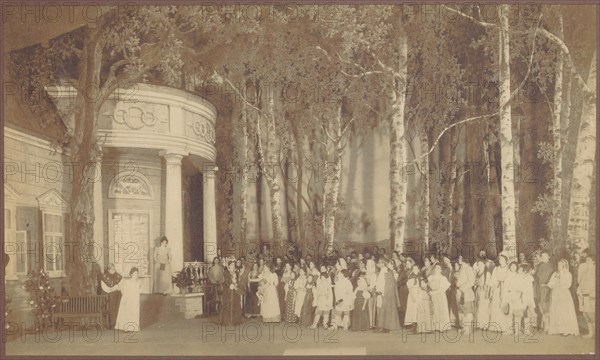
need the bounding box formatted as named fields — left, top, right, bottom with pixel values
left=420, top=130, right=430, bottom=252
left=284, top=147, right=296, bottom=243
left=323, top=104, right=344, bottom=247
left=446, top=128, right=458, bottom=252
left=550, top=14, right=564, bottom=246
left=239, top=104, right=249, bottom=254
left=293, top=127, right=305, bottom=247
left=389, top=31, right=408, bottom=252
left=456, top=128, right=466, bottom=256
left=67, top=26, right=103, bottom=296
left=256, top=86, right=284, bottom=245
left=566, top=50, right=596, bottom=254
left=498, top=5, right=518, bottom=261
left=255, top=132, right=264, bottom=243
left=559, top=69, right=573, bottom=242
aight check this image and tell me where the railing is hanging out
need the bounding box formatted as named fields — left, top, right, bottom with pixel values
left=182, top=261, right=212, bottom=285
left=173, top=262, right=212, bottom=294
left=176, top=262, right=219, bottom=315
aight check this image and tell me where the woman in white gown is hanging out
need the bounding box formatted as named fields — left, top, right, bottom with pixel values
left=256, top=263, right=281, bottom=323
left=294, top=268, right=308, bottom=318
left=114, top=267, right=142, bottom=332
left=489, top=255, right=512, bottom=333
left=548, top=259, right=579, bottom=336
left=365, top=259, right=378, bottom=329
left=428, top=264, right=451, bottom=331
left=405, top=264, right=432, bottom=333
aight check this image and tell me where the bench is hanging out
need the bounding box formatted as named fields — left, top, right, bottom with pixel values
left=53, top=295, right=109, bottom=329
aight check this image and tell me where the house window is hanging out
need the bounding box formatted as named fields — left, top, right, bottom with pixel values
left=5, top=184, right=19, bottom=280
left=15, top=230, right=28, bottom=274
left=4, top=208, right=17, bottom=279
left=36, top=189, right=68, bottom=278
left=43, top=212, right=64, bottom=275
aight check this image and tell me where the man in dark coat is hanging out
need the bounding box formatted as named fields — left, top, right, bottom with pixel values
left=100, top=263, right=123, bottom=329
left=535, top=251, right=554, bottom=332
left=374, top=258, right=401, bottom=333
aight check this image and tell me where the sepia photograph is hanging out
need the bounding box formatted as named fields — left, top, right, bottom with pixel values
left=1, top=2, right=597, bottom=357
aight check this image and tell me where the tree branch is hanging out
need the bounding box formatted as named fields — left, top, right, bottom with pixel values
left=444, top=5, right=594, bottom=97
left=341, top=116, right=354, bottom=136
left=534, top=78, right=555, bottom=119
left=104, top=58, right=132, bottom=90
left=538, top=28, right=594, bottom=96
left=220, top=75, right=263, bottom=114
left=340, top=69, right=384, bottom=78
left=415, top=12, right=543, bottom=162
left=441, top=5, right=496, bottom=28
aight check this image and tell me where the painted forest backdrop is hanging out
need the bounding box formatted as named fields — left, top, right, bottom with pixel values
left=7, top=4, right=596, bottom=295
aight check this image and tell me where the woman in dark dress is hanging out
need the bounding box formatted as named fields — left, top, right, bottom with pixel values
left=245, top=263, right=261, bottom=317
left=448, top=261, right=460, bottom=327
left=284, top=271, right=298, bottom=323
left=219, top=261, right=244, bottom=326
left=300, top=274, right=315, bottom=327
left=398, top=258, right=414, bottom=324
left=351, top=272, right=370, bottom=331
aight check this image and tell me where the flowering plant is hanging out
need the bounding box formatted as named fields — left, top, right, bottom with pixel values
left=23, top=269, right=58, bottom=330
left=229, top=271, right=238, bottom=290
left=174, top=267, right=194, bottom=291
left=4, top=294, right=13, bottom=332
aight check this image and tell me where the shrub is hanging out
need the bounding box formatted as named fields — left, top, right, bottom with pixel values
left=23, top=269, right=58, bottom=330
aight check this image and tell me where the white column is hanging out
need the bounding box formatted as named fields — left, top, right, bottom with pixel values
left=161, top=151, right=186, bottom=272
left=93, top=150, right=104, bottom=271
left=203, top=166, right=218, bottom=263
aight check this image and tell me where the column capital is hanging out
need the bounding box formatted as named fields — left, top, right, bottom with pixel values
left=202, top=163, right=219, bottom=176
left=160, top=150, right=187, bottom=164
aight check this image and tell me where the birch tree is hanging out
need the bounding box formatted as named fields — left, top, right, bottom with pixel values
left=420, top=130, right=430, bottom=249
left=317, top=103, right=354, bottom=246
left=498, top=4, right=518, bottom=260
left=566, top=50, right=596, bottom=253
left=550, top=14, right=565, bottom=244
left=389, top=30, right=409, bottom=252
left=237, top=102, right=250, bottom=252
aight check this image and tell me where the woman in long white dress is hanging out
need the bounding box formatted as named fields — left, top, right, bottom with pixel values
left=473, top=261, right=492, bottom=330
left=114, top=267, right=142, bottom=332
left=404, top=265, right=422, bottom=326
left=428, top=264, right=451, bottom=331
left=365, top=259, right=378, bottom=329
left=505, top=262, right=523, bottom=334
left=547, top=259, right=579, bottom=336
left=257, top=264, right=281, bottom=323
left=405, top=264, right=432, bottom=333
left=489, top=254, right=512, bottom=333
left=294, top=268, right=308, bottom=318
